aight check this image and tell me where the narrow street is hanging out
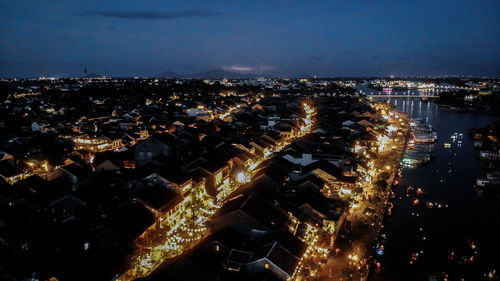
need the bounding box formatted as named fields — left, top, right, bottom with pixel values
left=118, top=104, right=316, bottom=280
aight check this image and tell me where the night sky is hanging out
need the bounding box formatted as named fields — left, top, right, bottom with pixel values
left=1, top=0, right=499, bottom=78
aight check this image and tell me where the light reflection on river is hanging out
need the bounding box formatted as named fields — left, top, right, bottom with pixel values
left=363, top=91, right=500, bottom=281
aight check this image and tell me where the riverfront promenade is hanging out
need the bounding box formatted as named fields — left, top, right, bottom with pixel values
left=319, top=105, right=410, bottom=281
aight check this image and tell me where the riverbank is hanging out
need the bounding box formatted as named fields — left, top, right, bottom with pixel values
left=319, top=105, right=410, bottom=281
left=438, top=103, right=500, bottom=115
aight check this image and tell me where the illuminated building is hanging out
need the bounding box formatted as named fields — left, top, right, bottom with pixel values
left=0, top=161, right=25, bottom=185
left=73, top=134, right=123, bottom=152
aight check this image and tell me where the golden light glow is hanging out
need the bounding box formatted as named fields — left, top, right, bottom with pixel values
left=120, top=103, right=318, bottom=280
left=236, top=171, right=250, bottom=183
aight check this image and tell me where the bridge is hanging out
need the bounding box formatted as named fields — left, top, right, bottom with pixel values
left=435, top=85, right=479, bottom=91
left=361, top=84, right=479, bottom=99
left=367, top=94, right=439, bottom=98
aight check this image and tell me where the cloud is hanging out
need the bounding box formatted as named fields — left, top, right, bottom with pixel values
left=80, top=9, right=222, bottom=20
left=221, top=63, right=276, bottom=73
left=222, top=65, right=255, bottom=72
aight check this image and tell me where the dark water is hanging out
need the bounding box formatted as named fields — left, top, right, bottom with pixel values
left=369, top=97, right=500, bottom=281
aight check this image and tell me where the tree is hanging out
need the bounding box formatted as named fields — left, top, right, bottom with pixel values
left=374, top=180, right=387, bottom=191
left=378, top=172, right=390, bottom=181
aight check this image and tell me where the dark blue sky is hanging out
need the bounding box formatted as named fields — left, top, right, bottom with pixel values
left=1, top=0, right=499, bottom=78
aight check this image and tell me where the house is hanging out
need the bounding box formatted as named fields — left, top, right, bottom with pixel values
left=226, top=249, right=253, bottom=271
left=57, top=163, right=90, bottom=184
left=15, top=174, right=68, bottom=200
left=235, top=143, right=256, bottom=154
left=289, top=137, right=319, bottom=154
left=172, top=120, right=185, bottom=129
left=184, top=157, right=231, bottom=198
left=283, top=153, right=315, bottom=166
left=63, top=155, right=92, bottom=172
left=247, top=243, right=299, bottom=280
left=0, top=160, right=25, bottom=185
left=342, top=120, right=355, bottom=127
left=356, top=119, right=375, bottom=131
left=302, top=160, right=356, bottom=191
left=251, top=104, right=264, bottom=112
left=0, top=151, right=14, bottom=163
left=283, top=153, right=345, bottom=168
left=95, top=160, right=121, bottom=173
left=240, top=193, right=289, bottom=230
left=359, top=111, right=373, bottom=118
left=231, top=149, right=257, bottom=171
left=48, top=194, right=87, bottom=221
left=211, top=192, right=289, bottom=238
left=73, top=134, right=123, bottom=152
left=250, top=138, right=274, bottom=157
left=134, top=133, right=176, bottom=166
left=246, top=232, right=306, bottom=281
left=31, top=121, right=50, bottom=132
left=70, top=150, right=93, bottom=163
left=131, top=174, right=182, bottom=219
left=273, top=121, right=296, bottom=139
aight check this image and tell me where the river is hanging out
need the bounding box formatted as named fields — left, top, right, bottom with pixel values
left=359, top=86, right=500, bottom=281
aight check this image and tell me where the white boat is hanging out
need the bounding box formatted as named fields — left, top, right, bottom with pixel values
left=414, top=135, right=435, bottom=143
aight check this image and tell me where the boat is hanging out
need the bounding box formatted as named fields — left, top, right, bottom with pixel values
left=414, top=135, right=435, bottom=144
left=402, top=155, right=426, bottom=165
left=413, top=143, right=434, bottom=151
left=410, top=122, right=437, bottom=143
left=476, top=171, right=500, bottom=187
left=407, top=148, right=435, bottom=158
left=405, top=152, right=431, bottom=162
left=476, top=177, right=489, bottom=187
left=479, top=151, right=500, bottom=160
left=403, top=118, right=437, bottom=166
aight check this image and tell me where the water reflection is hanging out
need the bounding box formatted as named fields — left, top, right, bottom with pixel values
left=362, top=93, right=500, bottom=281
